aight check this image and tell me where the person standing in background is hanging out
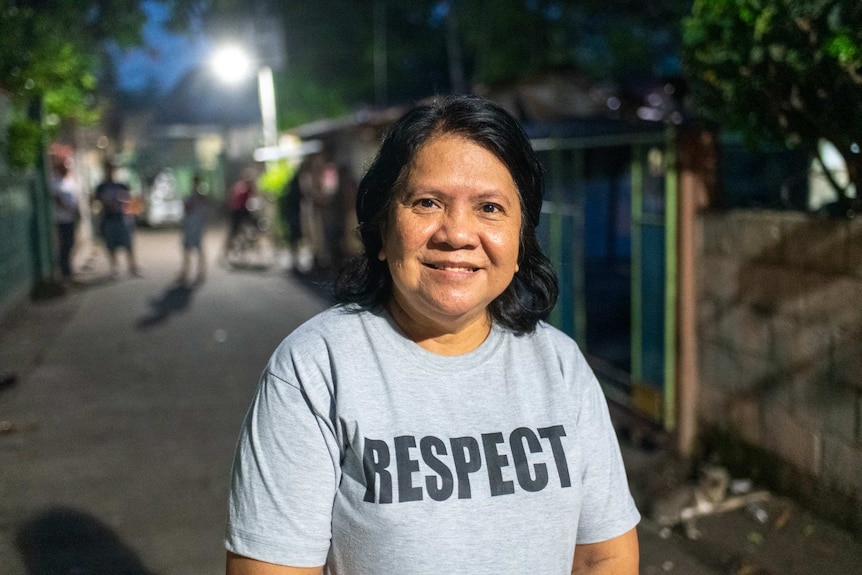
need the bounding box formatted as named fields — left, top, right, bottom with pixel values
left=95, top=161, right=141, bottom=279
left=223, top=167, right=258, bottom=261
left=277, top=158, right=310, bottom=272
left=178, top=172, right=210, bottom=285
left=51, top=160, right=81, bottom=285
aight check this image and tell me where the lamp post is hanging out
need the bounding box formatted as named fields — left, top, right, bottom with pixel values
left=210, top=41, right=315, bottom=164
left=257, top=65, right=277, bottom=148
left=210, top=44, right=278, bottom=148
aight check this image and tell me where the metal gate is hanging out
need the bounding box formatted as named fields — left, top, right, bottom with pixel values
left=531, top=127, right=677, bottom=428
left=0, top=92, right=53, bottom=320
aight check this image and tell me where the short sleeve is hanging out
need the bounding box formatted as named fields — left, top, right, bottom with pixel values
left=574, top=357, right=641, bottom=543
left=225, top=368, right=340, bottom=567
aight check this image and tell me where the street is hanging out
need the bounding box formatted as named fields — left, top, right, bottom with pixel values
left=2, top=225, right=862, bottom=574
left=0, top=226, right=330, bottom=573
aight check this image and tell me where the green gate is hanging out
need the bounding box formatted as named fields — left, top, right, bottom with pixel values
left=0, top=93, right=54, bottom=320
left=532, top=128, right=678, bottom=429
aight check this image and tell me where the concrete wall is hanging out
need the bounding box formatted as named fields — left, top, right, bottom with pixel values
left=697, top=210, right=862, bottom=531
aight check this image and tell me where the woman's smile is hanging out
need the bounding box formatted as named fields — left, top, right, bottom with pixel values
left=424, top=261, right=480, bottom=272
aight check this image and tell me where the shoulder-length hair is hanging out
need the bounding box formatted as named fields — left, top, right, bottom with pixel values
left=334, top=94, right=558, bottom=334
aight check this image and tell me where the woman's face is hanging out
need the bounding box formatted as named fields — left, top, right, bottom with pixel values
left=380, top=134, right=522, bottom=342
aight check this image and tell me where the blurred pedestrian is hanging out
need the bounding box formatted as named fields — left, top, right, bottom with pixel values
left=277, top=159, right=307, bottom=271
left=94, top=161, right=141, bottom=279
left=298, top=154, right=337, bottom=270
left=296, top=154, right=356, bottom=271
left=330, top=161, right=358, bottom=269
left=222, top=167, right=258, bottom=261
left=50, top=160, right=81, bottom=284
left=178, top=172, right=210, bottom=285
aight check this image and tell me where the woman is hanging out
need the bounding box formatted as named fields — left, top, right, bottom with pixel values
left=225, top=95, right=640, bottom=575
left=51, top=161, right=81, bottom=283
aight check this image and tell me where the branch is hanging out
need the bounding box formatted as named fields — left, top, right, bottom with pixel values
left=839, top=61, right=862, bottom=85
left=814, top=144, right=851, bottom=203
left=795, top=15, right=862, bottom=85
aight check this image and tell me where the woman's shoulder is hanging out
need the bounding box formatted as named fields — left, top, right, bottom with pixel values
left=524, top=321, right=580, bottom=352
left=263, top=306, right=379, bottom=401
left=510, top=321, right=592, bottom=378
left=278, top=304, right=359, bottom=339
left=268, top=306, right=370, bottom=362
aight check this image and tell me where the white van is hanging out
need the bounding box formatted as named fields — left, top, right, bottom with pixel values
left=141, top=168, right=184, bottom=227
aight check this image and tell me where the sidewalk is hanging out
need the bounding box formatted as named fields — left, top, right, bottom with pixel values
left=0, top=227, right=332, bottom=574
left=2, top=228, right=861, bottom=574
left=624, top=440, right=862, bottom=574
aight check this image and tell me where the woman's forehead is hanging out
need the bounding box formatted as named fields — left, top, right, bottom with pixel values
left=406, top=133, right=512, bottom=178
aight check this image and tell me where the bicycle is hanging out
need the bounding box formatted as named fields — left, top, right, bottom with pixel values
left=225, top=198, right=275, bottom=269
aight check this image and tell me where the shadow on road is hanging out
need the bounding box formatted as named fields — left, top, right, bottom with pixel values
left=15, top=507, right=155, bottom=575
left=135, top=282, right=196, bottom=330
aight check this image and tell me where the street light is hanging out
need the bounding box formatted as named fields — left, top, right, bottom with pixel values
left=256, top=65, right=277, bottom=148
left=210, top=44, right=278, bottom=148
left=210, top=44, right=252, bottom=84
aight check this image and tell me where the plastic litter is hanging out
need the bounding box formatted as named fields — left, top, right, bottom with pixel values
left=730, top=478, right=753, bottom=495
left=746, top=502, right=769, bottom=524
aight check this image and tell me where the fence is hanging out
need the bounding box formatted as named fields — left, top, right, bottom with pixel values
left=0, top=92, right=53, bottom=321
left=531, top=127, right=676, bottom=427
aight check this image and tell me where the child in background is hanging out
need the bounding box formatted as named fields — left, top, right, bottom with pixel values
left=178, top=173, right=210, bottom=285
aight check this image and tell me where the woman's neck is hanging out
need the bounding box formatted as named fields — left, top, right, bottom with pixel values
left=385, top=299, right=492, bottom=356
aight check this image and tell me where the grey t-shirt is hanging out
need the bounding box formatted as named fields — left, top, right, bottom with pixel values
left=226, top=306, right=640, bottom=574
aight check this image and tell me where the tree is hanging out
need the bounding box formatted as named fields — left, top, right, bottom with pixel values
left=0, top=0, right=221, bottom=169
left=682, top=0, right=862, bottom=213
left=459, top=0, right=690, bottom=88
left=227, top=0, right=689, bottom=128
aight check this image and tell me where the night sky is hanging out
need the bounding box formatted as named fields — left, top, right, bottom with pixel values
left=112, top=0, right=210, bottom=94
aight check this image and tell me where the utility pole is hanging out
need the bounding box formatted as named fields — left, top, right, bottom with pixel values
left=374, top=0, right=387, bottom=107
left=444, top=2, right=466, bottom=94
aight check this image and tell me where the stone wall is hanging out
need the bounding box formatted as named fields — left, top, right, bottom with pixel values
left=697, top=210, right=862, bottom=531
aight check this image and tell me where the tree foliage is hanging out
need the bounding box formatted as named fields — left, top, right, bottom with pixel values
left=231, top=0, right=689, bottom=128
left=459, top=0, right=689, bottom=87
left=273, top=1, right=377, bottom=124
left=682, top=0, right=862, bottom=209
left=0, top=0, right=213, bottom=169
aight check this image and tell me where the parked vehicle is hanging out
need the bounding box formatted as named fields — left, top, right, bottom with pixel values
left=139, top=169, right=184, bottom=227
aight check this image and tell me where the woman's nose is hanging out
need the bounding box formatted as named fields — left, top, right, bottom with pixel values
left=432, top=208, right=477, bottom=248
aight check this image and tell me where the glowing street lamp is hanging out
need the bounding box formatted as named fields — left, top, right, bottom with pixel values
left=210, top=44, right=253, bottom=85
left=210, top=44, right=278, bottom=148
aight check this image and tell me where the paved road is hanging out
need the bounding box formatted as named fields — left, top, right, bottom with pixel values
left=2, top=225, right=861, bottom=574
left=0, top=226, right=330, bottom=574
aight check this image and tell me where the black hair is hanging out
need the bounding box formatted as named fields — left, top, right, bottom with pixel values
left=333, top=94, right=558, bottom=334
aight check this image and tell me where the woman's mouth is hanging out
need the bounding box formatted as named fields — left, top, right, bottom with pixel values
left=426, top=263, right=479, bottom=272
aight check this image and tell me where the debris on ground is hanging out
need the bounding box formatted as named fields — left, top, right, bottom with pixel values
left=773, top=508, right=791, bottom=530
left=746, top=502, right=769, bottom=524
left=0, top=419, right=38, bottom=435
left=650, top=464, right=772, bottom=540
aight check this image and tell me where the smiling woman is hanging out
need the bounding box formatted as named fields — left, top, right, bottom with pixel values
left=380, top=134, right=523, bottom=354
left=224, top=95, right=640, bottom=575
